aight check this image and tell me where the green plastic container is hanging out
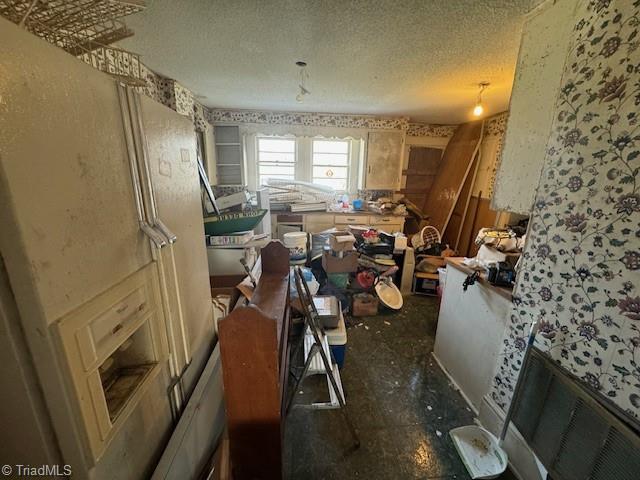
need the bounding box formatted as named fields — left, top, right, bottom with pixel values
left=327, top=272, right=349, bottom=289
left=203, top=209, right=268, bottom=236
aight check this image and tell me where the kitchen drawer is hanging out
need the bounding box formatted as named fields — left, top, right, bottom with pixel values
left=334, top=215, right=369, bottom=225
left=306, top=222, right=335, bottom=234
left=277, top=214, right=303, bottom=223
left=371, top=216, right=402, bottom=224
left=372, top=223, right=403, bottom=233
left=305, top=213, right=333, bottom=224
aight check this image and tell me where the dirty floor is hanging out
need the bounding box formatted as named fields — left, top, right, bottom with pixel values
left=284, top=295, right=517, bottom=479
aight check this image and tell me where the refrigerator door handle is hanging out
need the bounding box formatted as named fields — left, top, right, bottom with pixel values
left=154, top=219, right=177, bottom=244
left=141, top=222, right=168, bottom=249
left=127, top=90, right=178, bottom=247
left=118, top=83, right=168, bottom=250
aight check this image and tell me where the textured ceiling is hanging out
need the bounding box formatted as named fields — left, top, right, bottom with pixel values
left=122, top=0, right=541, bottom=123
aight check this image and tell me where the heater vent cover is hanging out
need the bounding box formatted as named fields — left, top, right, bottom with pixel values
left=511, top=348, right=640, bottom=480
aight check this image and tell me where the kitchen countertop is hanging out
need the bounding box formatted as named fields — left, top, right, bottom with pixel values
left=274, top=209, right=405, bottom=217
left=445, top=257, right=513, bottom=302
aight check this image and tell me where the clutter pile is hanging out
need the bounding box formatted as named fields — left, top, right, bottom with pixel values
left=265, top=178, right=335, bottom=212
left=402, top=223, right=454, bottom=297
left=460, top=224, right=527, bottom=289
left=313, top=226, right=407, bottom=316
left=366, top=197, right=407, bottom=216
left=203, top=189, right=270, bottom=245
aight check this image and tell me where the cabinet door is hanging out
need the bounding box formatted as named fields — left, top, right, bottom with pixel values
left=491, top=0, right=578, bottom=214
left=365, top=131, right=404, bottom=190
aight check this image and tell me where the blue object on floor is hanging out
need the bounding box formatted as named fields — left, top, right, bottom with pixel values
left=326, top=310, right=347, bottom=369
left=330, top=344, right=346, bottom=369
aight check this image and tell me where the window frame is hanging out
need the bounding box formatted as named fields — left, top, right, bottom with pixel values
left=310, top=138, right=352, bottom=192
left=250, top=134, right=363, bottom=194
left=255, top=136, right=298, bottom=187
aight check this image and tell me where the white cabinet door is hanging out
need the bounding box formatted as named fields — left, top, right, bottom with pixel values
left=491, top=0, right=578, bottom=214
left=364, top=131, right=404, bottom=190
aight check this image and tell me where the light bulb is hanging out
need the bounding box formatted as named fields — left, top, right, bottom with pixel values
left=473, top=103, right=484, bottom=117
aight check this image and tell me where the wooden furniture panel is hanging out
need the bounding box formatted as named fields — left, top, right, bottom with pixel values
left=442, top=153, right=479, bottom=250
left=400, top=146, right=443, bottom=209
left=218, top=241, right=290, bottom=480
left=422, top=121, right=483, bottom=233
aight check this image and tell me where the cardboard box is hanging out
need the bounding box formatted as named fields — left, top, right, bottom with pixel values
left=352, top=293, right=379, bottom=316
left=329, top=230, right=356, bottom=252
left=322, top=250, right=358, bottom=273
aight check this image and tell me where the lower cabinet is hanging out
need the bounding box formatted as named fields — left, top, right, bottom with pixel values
left=433, top=261, right=510, bottom=412
left=303, top=214, right=404, bottom=233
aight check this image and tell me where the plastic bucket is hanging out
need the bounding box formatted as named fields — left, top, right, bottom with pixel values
left=284, top=232, right=307, bottom=262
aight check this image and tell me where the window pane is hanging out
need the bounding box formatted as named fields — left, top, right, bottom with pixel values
left=313, top=165, right=348, bottom=179
left=259, top=165, right=295, bottom=176
left=258, top=138, right=295, bottom=153
left=312, top=178, right=347, bottom=190
left=257, top=151, right=295, bottom=163
left=260, top=174, right=294, bottom=185
left=313, top=140, right=349, bottom=154
left=312, top=152, right=348, bottom=166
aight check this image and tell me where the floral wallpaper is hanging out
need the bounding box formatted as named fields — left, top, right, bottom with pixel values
left=406, top=122, right=457, bottom=137
left=136, top=63, right=176, bottom=109
left=483, top=111, right=509, bottom=197
left=174, top=81, right=195, bottom=118
left=484, top=111, right=509, bottom=137
left=208, top=108, right=410, bottom=130
left=492, top=0, right=640, bottom=426
left=208, top=108, right=455, bottom=136
left=193, top=102, right=209, bottom=132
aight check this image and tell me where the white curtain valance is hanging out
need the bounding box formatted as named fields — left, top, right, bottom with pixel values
left=237, top=123, right=380, bottom=141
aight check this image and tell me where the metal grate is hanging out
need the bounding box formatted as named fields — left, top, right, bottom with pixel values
left=0, top=0, right=146, bottom=85
left=511, top=348, right=640, bottom=480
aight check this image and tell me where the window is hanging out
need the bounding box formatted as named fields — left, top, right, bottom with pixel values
left=256, top=137, right=296, bottom=186
left=311, top=139, right=350, bottom=191
left=249, top=135, right=363, bottom=193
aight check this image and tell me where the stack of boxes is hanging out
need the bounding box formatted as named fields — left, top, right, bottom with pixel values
left=322, top=231, right=357, bottom=287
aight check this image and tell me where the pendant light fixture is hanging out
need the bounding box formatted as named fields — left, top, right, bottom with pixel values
left=295, top=61, right=311, bottom=103
left=473, top=82, right=489, bottom=117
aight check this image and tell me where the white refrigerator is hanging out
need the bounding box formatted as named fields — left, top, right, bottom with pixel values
left=0, top=18, right=222, bottom=480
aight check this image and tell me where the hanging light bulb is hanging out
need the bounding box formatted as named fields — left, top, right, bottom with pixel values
left=473, top=82, right=489, bottom=117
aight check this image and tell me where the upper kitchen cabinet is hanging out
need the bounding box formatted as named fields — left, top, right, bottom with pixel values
left=364, top=131, right=404, bottom=190
left=491, top=0, right=578, bottom=214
